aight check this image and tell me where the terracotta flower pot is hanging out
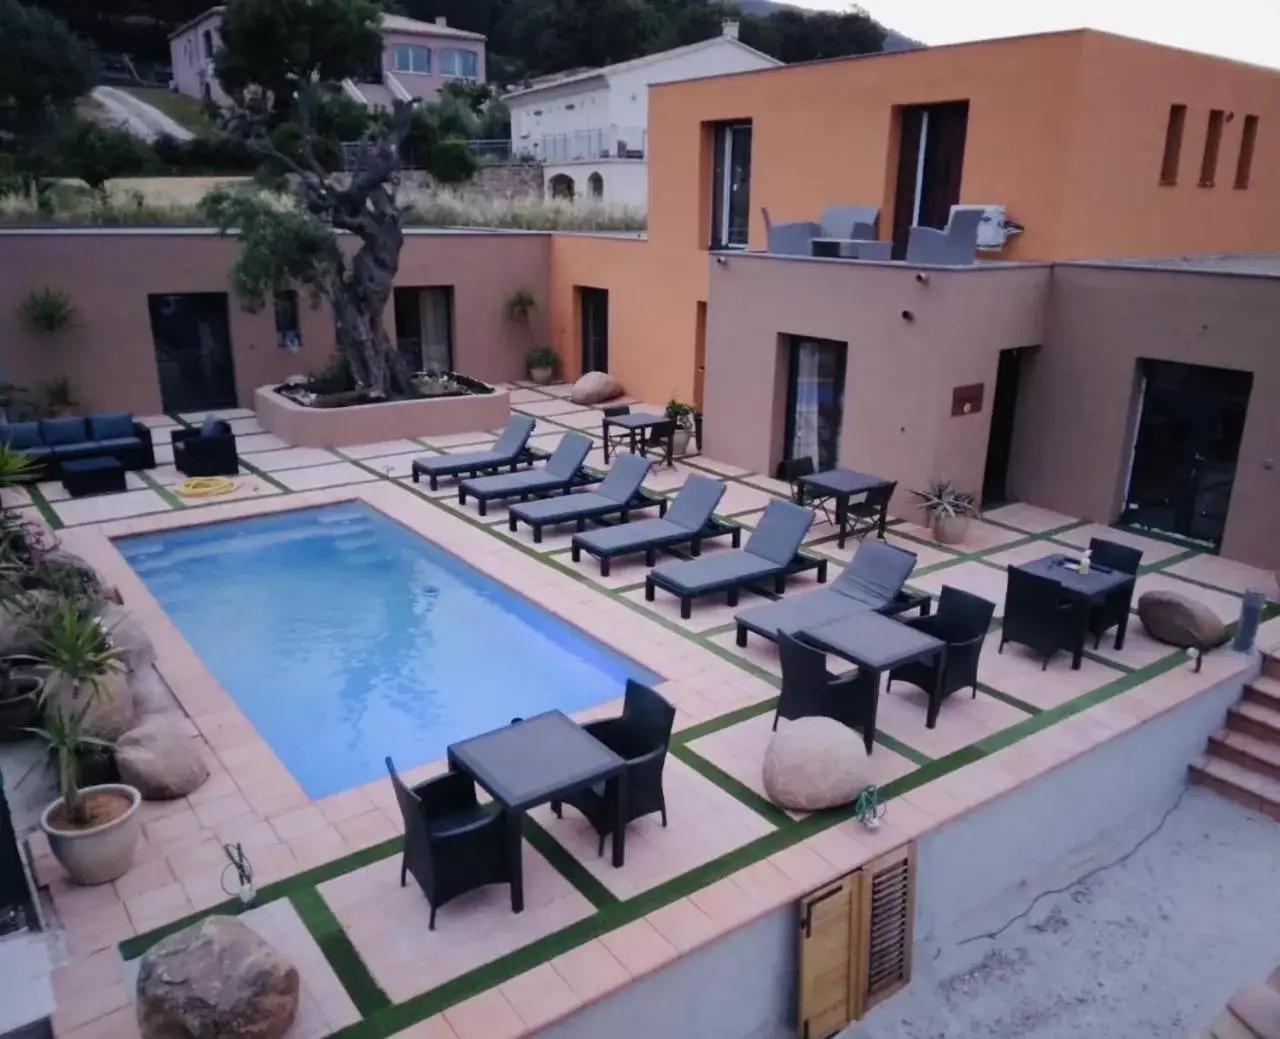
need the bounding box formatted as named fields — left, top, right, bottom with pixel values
left=529, top=366, right=554, bottom=386
left=932, top=513, right=971, bottom=545
left=40, top=784, right=141, bottom=886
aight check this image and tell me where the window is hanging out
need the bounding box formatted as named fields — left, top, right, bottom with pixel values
left=1199, top=109, right=1225, bottom=187
left=783, top=337, right=846, bottom=473
left=273, top=291, right=301, bottom=352
left=201, top=29, right=214, bottom=60
left=710, top=122, right=752, bottom=249
left=391, top=44, right=430, bottom=75
left=1160, top=103, right=1186, bottom=185
left=440, top=49, right=478, bottom=79
left=587, top=172, right=603, bottom=199
left=1235, top=114, right=1258, bottom=189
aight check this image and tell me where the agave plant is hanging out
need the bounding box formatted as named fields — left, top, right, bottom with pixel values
left=26, top=703, right=112, bottom=827
left=910, top=479, right=979, bottom=521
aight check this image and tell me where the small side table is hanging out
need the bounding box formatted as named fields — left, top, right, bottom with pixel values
left=61, top=457, right=126, bottom=498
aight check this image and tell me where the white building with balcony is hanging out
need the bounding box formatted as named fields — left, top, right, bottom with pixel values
left=504, top=22, right=779, bottom=210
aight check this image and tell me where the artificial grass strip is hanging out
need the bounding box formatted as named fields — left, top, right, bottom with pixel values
left=291, top=888, right=391, bottom=1016
left=520, top=816, right=619, bottom=910
left=872, top=729, right=932, bottom=767
left=670, top=744, right=796, bottom=828
left=235, top=454, right=291, bottom=493
left=976, top=682, right=1043, bottom=715
left=24, top=483, right=63, bottom=529
left=673, top=697, right=778, bottom=744
left=136, top=469, right=187, bottom=510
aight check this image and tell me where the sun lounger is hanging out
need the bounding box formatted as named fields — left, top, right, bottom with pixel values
left=569, top=474, right=739, bottom=577
left=645, top=500, right=826, bottom=619
left=458, top=432, right=594, bottom=516
left=734, top=539, right=926, bottom=646
left=411, top=415, right=537, bottom=490
left=507, top=453, right=664, bottom=543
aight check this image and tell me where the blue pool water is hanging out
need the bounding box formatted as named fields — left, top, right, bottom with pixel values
left=117, top=503, right=659, bottom=798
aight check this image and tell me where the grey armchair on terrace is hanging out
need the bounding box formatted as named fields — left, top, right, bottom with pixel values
left=776, top=631, right=879, bottom=754
left=411, top=414, right=536, bottom=490
left=905, top=206, right=984, bottom=266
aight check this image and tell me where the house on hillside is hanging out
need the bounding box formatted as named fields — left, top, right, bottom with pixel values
left=503, top=21, right=780, bottom=209
left=169, top=8, right=485, bottom=110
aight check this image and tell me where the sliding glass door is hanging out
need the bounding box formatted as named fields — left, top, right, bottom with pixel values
left=784, top=337, right=847, bottom=473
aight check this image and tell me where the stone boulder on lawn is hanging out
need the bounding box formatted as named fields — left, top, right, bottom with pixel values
left=570, top=371, right=623, bottom=406
left=137, top=916, right=299, bottom=1039
left=1137, top=589, right=1228, bottom=650
left=116, top=717, right=209, bottom=800
left=762, top=716, right=865, bottom=811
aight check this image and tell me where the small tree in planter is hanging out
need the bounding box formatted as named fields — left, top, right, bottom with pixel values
left=33, top=601, right=130, bottom=740
left=29, top=702, right=141, bottom=885
left=911, top=479, right=979, bottom=545
left=526, top=346, right=558, bottom=386
left=665, top=398, right=696, bottom=456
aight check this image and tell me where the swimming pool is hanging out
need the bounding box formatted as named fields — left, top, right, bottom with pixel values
left=117, top=503, right=659, bottom=798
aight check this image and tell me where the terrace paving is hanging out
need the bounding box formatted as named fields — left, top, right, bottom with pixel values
left=10, top=384, right=1278, bottom=1039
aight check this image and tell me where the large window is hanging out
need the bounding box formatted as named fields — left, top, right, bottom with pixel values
left=391, top=44, right=430, bottom=75
left=783, top=337, right=846, bottom=473
left=710, top=122, right=752, bottom=249
left=440, top=49, right=478, bottom=79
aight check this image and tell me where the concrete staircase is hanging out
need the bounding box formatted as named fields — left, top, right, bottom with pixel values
left=1194, top=966, right=1280, bottom=1038
left=1190, top=650, right=1280, bottom=821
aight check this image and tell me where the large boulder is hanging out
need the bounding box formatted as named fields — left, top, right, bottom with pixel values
left=762, top=717, right=865, bottom=811
left=570, top=371, right=623, bottom=406
left=1137, top=590, right=1228, bottom=650
left=101, top=604, right=155, bottom=672
left=137, top=916, right=299, bottom=1039
left=43, top=669, right=135, bottom=740
left=116, top=718, right=209, bottom=800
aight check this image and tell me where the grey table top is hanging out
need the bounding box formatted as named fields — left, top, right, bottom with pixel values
left=1018, top=554, right=1135, bottom=600
left=447, top=710, right=624, bottom=811
left=604, top=412, right=669, bottom=430
left=798, top=467, right=891, bottom=498
left=799, top=611, right=944, bottom=671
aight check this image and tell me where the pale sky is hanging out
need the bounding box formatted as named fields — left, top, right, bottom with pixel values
left=794, top=0, right=1280, bottom=70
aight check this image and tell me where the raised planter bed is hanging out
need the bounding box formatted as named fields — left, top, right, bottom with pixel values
left=255, top=381, right=511, bottom=448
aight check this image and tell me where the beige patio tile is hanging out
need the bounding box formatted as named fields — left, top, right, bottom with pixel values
left=875, top=681, right=1030, bottom=758
left=364, top=451, right=425, bottom=479
left=180, top=408, right=255, bottom=422
left=416, top=429, right=494, bottom=448
left=515, top=398, right=587, bottom=418
left=530, top=755, right=774, bottom=899
left=250, top=446, right=340, bottom=471
left=51, top=949, right=131, bottom=1034
left=138, top=413, right=180, bottom=429
left=1165, top=553, right=1278, bottom=600
left=494, top=515, right=589, bottom=555
left=1051, top=523, right=1188, bottom=564
left=442, top=437, right=498, bottom=453
left=540, top=382, right=577, bottom=398
left=509, top=387, right=553, bottom=404
left=731, top=857, right=800, bottom=908
left=338, top=438, right=425, bottom=460
left=707, top=628, right=784, bottom=676
left=499, top=962, right=582, bottom=1030
left=977, top=631, right=1124, bottom=709
left=812, top=531, right=960, bottom=570
left=236, top=432, right=292, bottom=454
left=111, top=856, right=177, bottom=902
left=621, top=584, right=770, bottom=633
left=741, top=474, right=793, bottom=497
left=274, top=461, right=380, bottom=491
left=443, top=988, right=526, bottom=1039
left=123, top=881, right=194, bottom=933
left=61, top=901, right=136, bottom=957
left=688, top=875, right=759, bottom=930
left=335, top=808, right=401, bottom=849
left=288, top=827, right=351, bottom=871
left=715, top=481, right=782, bottom=517
left=227, top=417, right=265, bottom=435
left=549, top=939, right=631, bottom=1002
left=388, top=1016, right=460, bottom=1038
left=60, top=1005, right=142, bottom=1039
left=645, top=897, right=718, bottom=952
left=685, top=456, right=751, bottom=478
left=598, top=917, right=678, bottom=978
left=1090, top=623, right=1179, bottom=670
left=1132, top=571, right=1244, bottom=624
left=54, top=488, right=172, bottom=526
left=767, top=841, right=840, bottom=890
left=689, top=712, right=915, bottom=812
left=982, top=502, right=1079, bottom=534
left=0, top=484, right=30, bottom=505
left=552, top=408, right=606, bottom=431
left=321, top=845, right=594, bottom=1002
left=909, top=560, right=1009, bottom=617
left=439, top=494, right=512, bottom=526
left=893, top=519, right=1026, bottom=554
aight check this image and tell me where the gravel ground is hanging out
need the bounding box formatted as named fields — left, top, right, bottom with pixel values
left=846, top=786, right=1280, bottom=1039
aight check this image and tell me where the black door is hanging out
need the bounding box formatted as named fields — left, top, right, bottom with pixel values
left=393, top=287, right=422, bottom=371
left=982, top=346, right=1030, bottom=506
left=1122, top=360, right=1253, bottom=549
left=580, top=287, right=609, bottom=373
left=147, top=293, right=237, bottom=413
left=891, top=101, right=970, bottom=259
left=782, top=337, right=847, bottom=473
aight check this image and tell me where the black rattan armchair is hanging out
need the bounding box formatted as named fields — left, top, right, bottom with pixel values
left=888, top=585, right=995, bottom=725
left=1086, top=537, right=1143, bottom=648
left=776, top=631, right=879, bottom=754
left=999, top=567, right=1079, bottom=670
left=385, top=758, right=512, bottom=929
left=551, top=681, right=675, bottom=855
left=171, top=420, right=239, bottom=477
left=844, top=481, right=897, bottom=542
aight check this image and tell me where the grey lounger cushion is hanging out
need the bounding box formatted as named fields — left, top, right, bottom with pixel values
left=461, top=432, right=591, bottom=496
left=413, top=415, right=535, bottom=475
left=650, top=500, right=812, bottom=592
left=832, top=540, right=917, bottom=606
left=509, top=453, right=651, bottom=523
left=574, top=474, right=725, bottom=554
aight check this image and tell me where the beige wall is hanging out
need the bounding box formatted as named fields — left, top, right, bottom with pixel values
left=703, top=255, right=1050, bottom=515
left=0, top=230, right=549, bottom=416
left=1011, top=264, right=1280, bottom=568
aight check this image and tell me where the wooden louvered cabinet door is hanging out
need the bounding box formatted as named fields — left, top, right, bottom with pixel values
left=795, top=842, right=916, bottom=1038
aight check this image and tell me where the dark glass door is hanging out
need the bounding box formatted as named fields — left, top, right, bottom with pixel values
left=395, top=287, right=454, bottom=372
left=580, top=287, right=609, bottom=373
left=393, top=286, right=422, bottom=371
left=783, top=337, right=847, bottom=472
left=1122, top=360, right=1252, bottom=549
left=982, top=346, right=1030, bottom=506
left=891, top=101, right=970, bottom=259
left=147, top=293, right=237, bottom=413
left=710, top=122, right=752, bottom=249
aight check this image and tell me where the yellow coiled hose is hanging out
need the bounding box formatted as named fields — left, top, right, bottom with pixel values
left=174, top=476, right=236, bottom=499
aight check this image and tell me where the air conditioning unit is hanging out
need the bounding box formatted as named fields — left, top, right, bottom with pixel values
left=952, top=204, right=1024, bottom=251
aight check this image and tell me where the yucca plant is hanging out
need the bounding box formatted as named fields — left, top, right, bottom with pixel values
left=0, top=444, right=38, bottom=489
left=18, top=288, right=77, bottom=337
left=32, top=600, right=121, bottom=690
left=26, top=703, right=112, bottom=827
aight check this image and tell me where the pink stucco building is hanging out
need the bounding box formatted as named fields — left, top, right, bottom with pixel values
left=168, top=7, right=486, bottom=109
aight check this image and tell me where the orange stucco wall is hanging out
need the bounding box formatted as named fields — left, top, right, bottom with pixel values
left=546, top=30, right=1280, bottom=405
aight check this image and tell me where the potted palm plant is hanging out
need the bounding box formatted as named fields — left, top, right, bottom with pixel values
left=33, top=601, right=131, bottom=740
left=41, top=376, right=77, bottom=419
left=31, top=704, right=141, bottom=885
left=665, top=398, right=696, bottom=456
left=526, top=346, right=558, bottom=386
left=911, top=479, right=979, bottom=545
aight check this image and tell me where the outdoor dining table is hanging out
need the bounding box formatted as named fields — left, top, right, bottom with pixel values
left=601, top=411, right=674, bottom=467
left=446, top=710, right=626, bottom=913
left=795, top=467, right=893, bottom=547
left=1014, top=554, right=1138, bottom=669
left=798, top=611, right=948, bottom=739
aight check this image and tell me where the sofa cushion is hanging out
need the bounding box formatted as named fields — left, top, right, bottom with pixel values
left=89, top=413, right=134, bottom=441
left=4, top=422, right=44, bottom=450
left=40, top=418, right=89, bottom=446
left=15, top=445, right=53, bottom=460
left=51, top=442, right=97, bottom=457
left=200, top=415, right=226, bottom=438
left=93, top=437, right=143, bottom=451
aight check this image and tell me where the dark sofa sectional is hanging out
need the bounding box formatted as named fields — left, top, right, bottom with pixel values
left=0, top=413, right=156, bottom=479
